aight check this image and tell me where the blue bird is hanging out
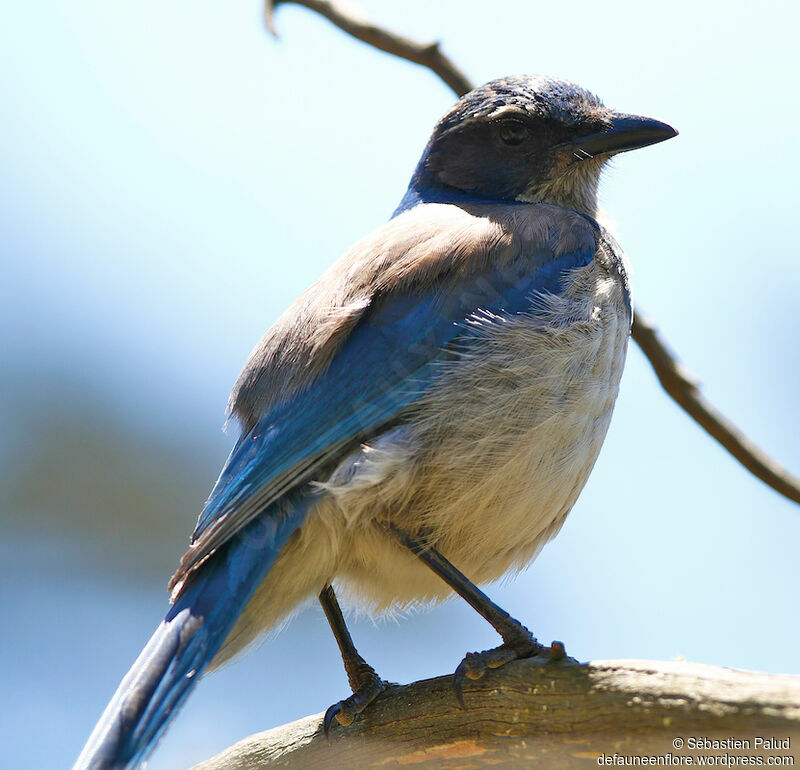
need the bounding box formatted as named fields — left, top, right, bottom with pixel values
left=75, top=75, right=676, bottom=769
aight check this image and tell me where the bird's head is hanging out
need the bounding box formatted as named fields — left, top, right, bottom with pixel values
left=405, top=75, right=676, bottom=217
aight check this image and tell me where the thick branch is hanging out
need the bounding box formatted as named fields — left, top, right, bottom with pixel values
left=264, top=0, right=800, bottom=507
left=195, top=657, right=800, bottom=768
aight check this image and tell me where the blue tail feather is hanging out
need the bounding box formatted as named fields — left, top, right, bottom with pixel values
left=75, top=493, right=314, bottom=770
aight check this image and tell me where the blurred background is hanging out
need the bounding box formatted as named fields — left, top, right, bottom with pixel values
left=1, top=1, right=798, bottom=767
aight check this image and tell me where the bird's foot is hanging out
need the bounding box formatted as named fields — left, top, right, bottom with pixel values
left=453, top=635, right=567, bottom=708
left=323, top=661, right=389, bottom=736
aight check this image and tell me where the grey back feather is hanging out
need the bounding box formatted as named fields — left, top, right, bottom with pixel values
left=229, top=202, right=596, bottom=431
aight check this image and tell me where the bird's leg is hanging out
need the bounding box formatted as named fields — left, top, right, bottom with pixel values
left=387, top=523, right=566, bottom=708
left=319, top=584, right=388, bottom=734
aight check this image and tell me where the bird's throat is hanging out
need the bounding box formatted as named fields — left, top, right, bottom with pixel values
left=518, top=160, right=604, bottom=218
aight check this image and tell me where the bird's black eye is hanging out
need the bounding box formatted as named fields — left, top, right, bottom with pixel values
left=497, top=120, right=531, bottom=146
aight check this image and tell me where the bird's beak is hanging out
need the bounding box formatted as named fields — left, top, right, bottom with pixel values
left=569, top=113, right=678, bottom=157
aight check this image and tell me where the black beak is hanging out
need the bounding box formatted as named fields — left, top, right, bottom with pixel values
left=570, top=113, right=677, bottom=157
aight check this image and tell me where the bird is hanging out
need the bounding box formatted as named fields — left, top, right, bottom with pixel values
left=75, top=74, right=676, bottom=769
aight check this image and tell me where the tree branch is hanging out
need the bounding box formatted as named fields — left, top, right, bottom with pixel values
left=632, top=314, right=800, bottom=504
left=264, top=0, right=800, bottom=507
left=194, top=656, right=800, bottom=768
left=264, top=0, right=473, bottom=96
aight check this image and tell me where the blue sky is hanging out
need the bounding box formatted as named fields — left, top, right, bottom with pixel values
left=1, top=1, right=799, bottom=768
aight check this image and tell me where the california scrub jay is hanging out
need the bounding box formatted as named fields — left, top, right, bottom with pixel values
left=76, top=75, right=675, bottom=769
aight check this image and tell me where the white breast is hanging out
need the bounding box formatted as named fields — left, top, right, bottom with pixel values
left=320, top=259, right=631, bottom=612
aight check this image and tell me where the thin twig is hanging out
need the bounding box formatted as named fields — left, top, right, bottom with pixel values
left=264, top=0, right=800, bottom=506
left=264, top=0, right=472, bottom=96
left=632, top=314, right=800, bottom=504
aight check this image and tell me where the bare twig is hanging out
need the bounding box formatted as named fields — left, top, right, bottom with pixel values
left=632, top=314, right=800, bottom=504
left=264, top=0, right=800, bottom=506
left=264, top=0, right=473, bottom=96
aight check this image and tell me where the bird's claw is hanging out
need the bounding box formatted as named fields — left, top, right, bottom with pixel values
left=323, top=676, right=388, bottom=737
left=452, top=644, right=530, bottom=709
left=452, top=638, right=566, bottom=709
left=323, top=702, right=344, bottom=736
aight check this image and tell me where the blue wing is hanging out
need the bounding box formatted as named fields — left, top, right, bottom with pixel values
left=173, top=212, right=598, bottom=585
